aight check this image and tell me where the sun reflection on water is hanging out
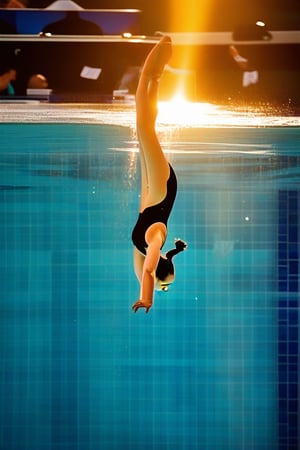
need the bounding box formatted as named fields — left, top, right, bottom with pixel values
left=156, top=92, right=274, bottom=128
left=158, top=94, right=219, bottom=127
left=155, top=96, right=300, bottom=128
left=0, top=101, right=299, bottom=128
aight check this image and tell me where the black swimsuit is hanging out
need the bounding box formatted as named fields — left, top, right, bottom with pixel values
left=132, top=164, right=177, bottom=255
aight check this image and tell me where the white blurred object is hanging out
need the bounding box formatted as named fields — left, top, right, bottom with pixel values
left=26, top=88, right=53, bottom=96
left=80, top=66, right=102, bottom=80
left=46, top=1, right=83, bottom=10
left=243, top=70, right=259, bottom=87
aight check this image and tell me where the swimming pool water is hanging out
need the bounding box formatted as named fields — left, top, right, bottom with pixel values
left=0, top=119, right=299, bottom=450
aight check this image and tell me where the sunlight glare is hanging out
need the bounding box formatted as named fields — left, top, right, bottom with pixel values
left=157, top=93, right=217, bottom=126
left=169, top=0, right=214, bottom=71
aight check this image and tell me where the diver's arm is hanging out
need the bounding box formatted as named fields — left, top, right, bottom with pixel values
left=132, top=225, right=165, bottom=313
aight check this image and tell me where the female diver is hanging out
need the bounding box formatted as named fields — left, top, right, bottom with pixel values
left=131, top=36, right=187, bottom=314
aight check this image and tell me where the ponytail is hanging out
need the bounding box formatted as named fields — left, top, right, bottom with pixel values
left=166, top=239, right=187, bottom=261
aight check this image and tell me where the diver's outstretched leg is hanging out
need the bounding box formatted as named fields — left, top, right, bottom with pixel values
left=136, top=35, right=172, bottom=126
left=136, top=36, right=172, bottom=211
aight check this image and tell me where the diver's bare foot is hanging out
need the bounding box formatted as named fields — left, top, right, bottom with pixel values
left=142, top=35, right=172, bottom=80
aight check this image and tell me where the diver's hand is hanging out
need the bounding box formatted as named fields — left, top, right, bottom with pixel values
left=132, top=299, right=152, bottom=314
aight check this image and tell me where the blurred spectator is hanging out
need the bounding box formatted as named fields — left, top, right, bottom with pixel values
left=0, top=68, right=16, bottom=95
left=0, top=0, right=29, bottom=7
left=229, top=45, right=259, bottom=88
left=27, top=73, right=48, bottom=89
left=41, top=11, right=103, bottom=35
left=0, top=67, right=50, bottom=96
left=0, top=0, right=27, bottom=34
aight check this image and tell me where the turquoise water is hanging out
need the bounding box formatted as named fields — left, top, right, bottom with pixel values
left=0, top=122, right=299, bottom=450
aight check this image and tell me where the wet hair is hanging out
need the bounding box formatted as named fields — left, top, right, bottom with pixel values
left=155, top=239, right=187, bottom=282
